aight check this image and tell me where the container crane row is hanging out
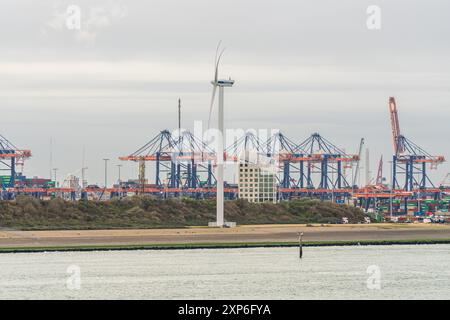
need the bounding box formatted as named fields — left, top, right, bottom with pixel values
left=1, top=97, right=448, bottom=208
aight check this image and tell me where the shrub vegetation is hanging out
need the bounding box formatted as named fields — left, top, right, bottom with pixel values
left=0, top=195, right=367, bottom=230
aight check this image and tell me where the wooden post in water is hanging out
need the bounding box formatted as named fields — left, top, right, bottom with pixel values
left=298, top=232, right=304, bottom=259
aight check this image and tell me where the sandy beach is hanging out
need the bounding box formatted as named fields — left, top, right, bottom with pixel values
left=1, top=223, right=450, bottom=249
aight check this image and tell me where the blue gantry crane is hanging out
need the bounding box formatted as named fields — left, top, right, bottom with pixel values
left=119, top=129, right=216, bottom=196
left=0, top=134, right=31, bottom=189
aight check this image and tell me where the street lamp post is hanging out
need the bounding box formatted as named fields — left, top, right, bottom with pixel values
left=52, top=168, right=58, bottom=187
left=103, top=159, right=110, bottom=188
left=389, top=161, right=393, bottom=220
left=117, top=164, right=122, bottom=184
left=417, top=184, right=421, bottom=215
left=116, top=164, right=123, bottom=198
left=331, top=168, right=335, bottom=204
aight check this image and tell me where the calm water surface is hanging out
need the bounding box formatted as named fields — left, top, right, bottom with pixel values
left=1, top=244, right=449, bottom=299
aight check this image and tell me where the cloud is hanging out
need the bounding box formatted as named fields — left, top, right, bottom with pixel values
left=41, top=2, right=66, bottom=34
left=1, top=0, right=448, bottom=184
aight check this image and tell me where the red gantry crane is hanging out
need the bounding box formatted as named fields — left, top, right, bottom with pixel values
left=389, top=97, right=445, bottom=191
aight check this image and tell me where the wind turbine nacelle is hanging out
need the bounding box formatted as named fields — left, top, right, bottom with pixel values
left=217, top=79, right=235, bottom=87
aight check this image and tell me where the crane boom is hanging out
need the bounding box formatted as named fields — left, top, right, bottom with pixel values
left=352, top=138, right=365, bottom=187
left=376, top=155, right=383, bottom=186
left=389, top=97, right=403, bottom=154
left=441, top=173, right=450, bottom=187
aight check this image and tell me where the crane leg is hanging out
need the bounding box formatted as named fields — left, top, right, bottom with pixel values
left=138, top=160, right=145, bottom=194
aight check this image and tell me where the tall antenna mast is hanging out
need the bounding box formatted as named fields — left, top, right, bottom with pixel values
left=81, top=146, right=88, bottom=188
left=82, top=146, right=85, bottom=170
left=365, top=148, right=370, bottom=186
left=178, top=98, right=181, bottom=141
left=49, top=138, right=53, bottom=180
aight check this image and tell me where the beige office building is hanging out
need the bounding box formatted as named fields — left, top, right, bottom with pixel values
left=237, top=151, right=277, bottom=203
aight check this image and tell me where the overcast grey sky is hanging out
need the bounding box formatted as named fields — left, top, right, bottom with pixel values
left=0, top=0, right=449, bottom=186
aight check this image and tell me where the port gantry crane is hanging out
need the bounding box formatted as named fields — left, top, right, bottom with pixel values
left=119, top=129, right=219, bottom=198
left=0, top=134, right=79, bottom=199
left=441, top=173, right=450, bottom=188
left=0, top=134, right=31, bottom=190
left=375, top=155, right=384, bottom=187
left=265, top=132, right=360, bottom=201
left=352, top=98, right=446, bottom=212
left=175, top=130, right=216, bottom=197
left=265, top=131, right=303, bottom=200
left=225, top=131, right=267, bottom=162
left=389, top=97, right=445, bottom=193
left=352, top=155, right=389, bottom=212
left=293, top=133, right=359, bottom=200
left=352, top=138, right=365, bottom=188
left=222, top=131, right=267, bottom=196
left=119, top=130, right=178, bottom=195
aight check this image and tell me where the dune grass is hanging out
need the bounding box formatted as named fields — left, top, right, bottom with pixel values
left=0, top=195, right=369, bottom=230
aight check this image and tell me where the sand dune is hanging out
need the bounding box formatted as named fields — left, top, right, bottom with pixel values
left=1, top=223, right=450, bottom=248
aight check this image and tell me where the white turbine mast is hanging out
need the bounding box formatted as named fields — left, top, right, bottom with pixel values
left=208, top=42, right=235, bottom=228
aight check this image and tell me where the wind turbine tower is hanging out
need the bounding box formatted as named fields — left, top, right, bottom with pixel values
left=208, top=43, right=235, bottom=227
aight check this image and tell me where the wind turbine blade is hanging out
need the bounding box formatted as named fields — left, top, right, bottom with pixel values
left=214, top=41, right=222, bottom=69
left=207, top=85, right=217, bottom=130
left=208, top=43, right=225, bottom=130
left=215, top=47, right=226, bottom=83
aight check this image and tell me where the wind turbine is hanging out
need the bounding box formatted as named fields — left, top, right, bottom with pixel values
left=208, top=43, right=235, bottom=227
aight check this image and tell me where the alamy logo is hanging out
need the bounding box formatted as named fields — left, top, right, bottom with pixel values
left=66, top=265, right=81, bottom=290
left=366, top=5, right=381, bottom=30
left=66, top=5, right=82, bottom=30
left=366, top=265, right=381, bottom=290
